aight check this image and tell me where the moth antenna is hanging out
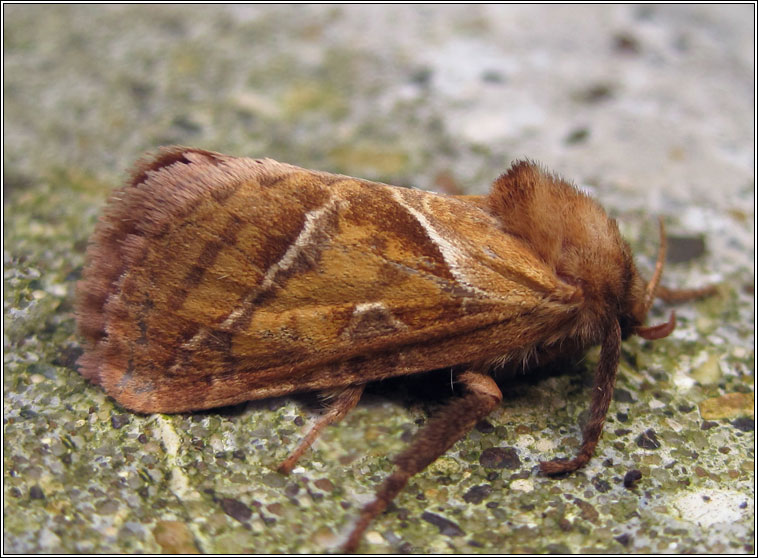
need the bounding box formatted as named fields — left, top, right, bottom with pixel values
left=636, top=219, right=717, bottom=340
left=642, top=218, right=667, bottom=316
left=655, top=283, right=719, bottom=303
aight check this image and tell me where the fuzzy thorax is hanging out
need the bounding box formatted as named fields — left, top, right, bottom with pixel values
left=488, top=161, right=647, bottom=342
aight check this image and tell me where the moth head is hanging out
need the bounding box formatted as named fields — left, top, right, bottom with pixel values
left=488, top=161, right=674, bottom=342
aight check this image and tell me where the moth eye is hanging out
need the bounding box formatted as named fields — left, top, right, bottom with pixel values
left=618, top=314, right=638, bottom=340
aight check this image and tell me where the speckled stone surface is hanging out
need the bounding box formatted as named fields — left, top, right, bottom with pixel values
left=3, top=4, right=754, bottom=554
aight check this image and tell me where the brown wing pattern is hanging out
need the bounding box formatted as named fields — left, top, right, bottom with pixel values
left=77, top=147, right=580, bottom=412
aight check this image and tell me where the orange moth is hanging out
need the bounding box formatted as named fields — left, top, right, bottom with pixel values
left=76, top=146, right=715, bottom=551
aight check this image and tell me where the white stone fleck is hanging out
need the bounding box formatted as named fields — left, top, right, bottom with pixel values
left=365, top=531, right=384, bottom=545
left=510, top=479, right=534, bottom=492
left=515, top=434, right=535, bottom=449
left=673, top=490, right=753, bottom=527
left=534, top=437, right=557, bottom=453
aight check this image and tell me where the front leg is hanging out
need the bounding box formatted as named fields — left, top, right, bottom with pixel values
left=540, top=319, right=621, bottom=475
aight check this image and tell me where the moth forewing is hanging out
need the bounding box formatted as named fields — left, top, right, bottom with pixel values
left=77, top=148, right=581, bottom=414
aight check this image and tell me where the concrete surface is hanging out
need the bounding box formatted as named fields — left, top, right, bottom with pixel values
left=3, top=4, right=754, bottom=553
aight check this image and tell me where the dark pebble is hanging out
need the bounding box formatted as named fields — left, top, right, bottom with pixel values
left=421, top=512, right=465, bottom=537
left=52, top=345, right=83, bottom=370
left=623, top=469, right=643, bottom=488
left=111, top=414, right=130, bottom=429
left=481, top=70, right=505, bottom=84
left=479, top=446, right=520, bottom=469
left=475, top=420, right=495, bottom=434
left=614, top=389, right=635, bottom=403
left=462, top=484, right=492, bottom=504
left=731, top=417, right=754, bottom=432
left=592, top=477, right=611, bottom=493
left=613, top=32, right=641, bottom=54
left=666, top=235, right=706, bottom=263
left=635, top=429, right=661, bottom=449
left=220, top=497, right=252, bottom=522
left=398, top=542, right=414, bottom=554
left=565, top=127, right=590, bottom=145
left=19, top=408, right=36, bottom=419
left=314, top=478, right=334, bottom=492
left=578, top=83, right=614, bottom=103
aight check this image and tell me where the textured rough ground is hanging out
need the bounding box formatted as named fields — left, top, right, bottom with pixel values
left=3, top=5, right=753, bottom=553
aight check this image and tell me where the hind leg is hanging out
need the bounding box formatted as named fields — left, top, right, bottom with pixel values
left=277, top=384, right=365, bottom=474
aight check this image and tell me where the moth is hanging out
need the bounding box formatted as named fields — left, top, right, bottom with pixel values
left=76, top=146, right=715, bottom=551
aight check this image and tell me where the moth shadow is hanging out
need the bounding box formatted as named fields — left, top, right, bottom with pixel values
left=495, top=356, right=590, bottom=390
left=359, top=356, right=587, bottom=416
left=191, top=357, right=587, bottom=421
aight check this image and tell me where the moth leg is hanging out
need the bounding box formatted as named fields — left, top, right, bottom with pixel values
left=277, top=384, right=365, bottom=475
left=540, top=319, right=622, bottom=475
left=342, top=371, right=502, bottom=553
